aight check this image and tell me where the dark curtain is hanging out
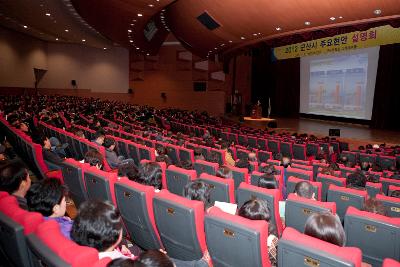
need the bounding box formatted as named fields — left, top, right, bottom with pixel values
left=251, top=44, right=300, bottom=118
left=370, top=43, right=400, bottom=130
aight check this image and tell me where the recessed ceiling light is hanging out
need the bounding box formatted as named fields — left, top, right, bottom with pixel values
left=305, top=21, right=311, bottom=25
left=276, top=27, right=281, bottom=31
left=129, top=40, right=133, bottom=43
left=330, top=17, right=335, bottom=21
left=374, top=9, right=382, bottom=15
left=147, top=53, right=150, bottom=56
left=128, top=29, right=132, bottom=32
left=23, top=25, right=27, bottom=28
left=214, top=47, right=218, bottom=50
left=148, top=4, right=154, bottom=7
left=338, top=16, right=343, bottom=19
left=65, top=29, right=69, bottom=32
left=82, top=39, right=86, bottom=42
left=103, top=47, right=107, bottom=50
left=137, top=13, right=143, bottom=17
left=130, top=23, right=134, bottom=26
left=228, top=40, right=233, bottom=43
left=136, top=47, right=139, bottom=50
left=56, top=38, right=59, bottom=41
left=253, top=33, right=258, bottom=36
left=240, top=36, right=245, bottom=40
left=45, top=13, right=51, bottom=16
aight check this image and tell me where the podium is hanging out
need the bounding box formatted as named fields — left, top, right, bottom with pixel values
left=251, top=104, right=262, bottom=119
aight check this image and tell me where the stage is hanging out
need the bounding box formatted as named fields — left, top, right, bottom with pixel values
left=227, top=115, right=400, bottom=149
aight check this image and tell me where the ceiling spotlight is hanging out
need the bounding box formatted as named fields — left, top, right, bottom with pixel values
left=129, top=40, right=133, bottom=43
left=330, top=17, right=335, bottom=21
left=23, top=25, right=27, bottom=28
left=130, top=23, right=134, bottom=26
left=137, top=13, right=143, bottom=17
left=136, top=47, right=139, bottom=50
left=253, top=33, right=258, bottom=36
left=132, top=19, right=137, bottom=22
left=56, top=38, right=59, bottom=41
left=82, top=39, right=86, bottom=42
left=146, top=53, right=150, bottom=56
left=228, top=40, right=233, bottom=43
left=45, top=13, right=51, bottom=16
left=103, top=47, right=107, bottom=50
left=276, top=27, right=281, bottom=31
left=240, top=36, right=245, bottom=40
left=339, top=16, right=343, bottom=19
left=128, top=29, right=132, bottom=32
left=148, top=4, right=154, bottom=7
left=65, top=29, right=69, bottom=32
left=305, top=21, right=311, bottom=25
left=374, top=9, right=382, bottom=15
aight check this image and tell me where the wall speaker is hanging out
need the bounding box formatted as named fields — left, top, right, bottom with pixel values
left=161, top=92, right=166, bottom=98
left=71, top=80, right=77, bottom=86
left=329, top=129, right=341, bottom=137
left=197, top=12, right=220, bottom=30
left=128, top=88, right=133, bottom=94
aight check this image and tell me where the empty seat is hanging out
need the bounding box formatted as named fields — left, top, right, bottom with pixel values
left=286, top=177, right=322, bottom=201
left=153, top=190, right=207, bottom=261
left=237, top=183, right=283, bottom=236
left=194, top=160, right=219, bottom=176
left=138, top=145, right=156, bottom=161
left=267, top=140, right=280, bottom=154
left=280, top=142, right=293, bottom=158
left=84, top=167, right=118, bottom=205
left=378, top=156, right=396, bottom=170
left=344, top=207, right=400, bottom=266
left=166, top=144, right=180, bottom=164
left=210, top=149, right=226, bottom=166
left=380, top=177, right=400, bottom=195
left=230, top=166, right=249, bottom=190
left=327, top=185, right=367, bottom=222
left=61, top=158, right=90, bottom=207
left=236, top=148, right=250, bottom=160
left=114, top=179, right=163, bottom=250
left=365, top=182, right=382, bottom=198
left=316, top=174, right=346, bottom=201
left=258, top=150, right=273, bottom=163
left=166, top=165, right=197, bottom=196
left=278, top=227, right=362, bottom=267
left=179, top=147, right=195, bottom=163
left=205, top=207, right=271, bottom=267
left=376, top=194, right=400, bottom=218
left=285, top=194, right=336, bottom=233
left=292, top=144, right=306, bottom=160
left=285, top=167, right=313, bottom=181
left=199, top=173, right=235, bottom=204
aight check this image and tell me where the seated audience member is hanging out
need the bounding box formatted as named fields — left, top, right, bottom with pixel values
left=346, top=172, right=367, bottom=189
left=280, top=156, right=291, bottom=168
left=391, top=190, right=400, bottom=198
left=363, top=197, right=386, bottom=215
left=74, top=129, right=86, bottom=139
left=207, top=151, right=221, bottom=165
left=49, top=137, right=68, bottom=158
left=360, top=161, right=371, bottom=172
left=258, top=174, right=279, bottom=189
left=26, top=178, right=72, bottom=239
left=216, top=165, right=233, bottom=179
left=92, top=130, right=105, bottom=146
left=221, top=142, right=235, bottom=167
left=155, top=147, right=172, bottom=166
left=304, top=212, right=345, bottom=247
left=259, top=164, right=278, bottom=175
left=248, top=151, right=258, bottom=163
left=84, top=150, right=104, bottom=170
left=137, top=162, right=162, bottom=190
left=117, top=163, right=138, bottom=181
left=238, top=199, right=278, bottom=267
left=103, top=137, right=134, bottom=169
left=71, top=200, right=135, bottom=260
left=41, top=136, right=64, bottom=167
left=178, top=160, right=193, bottom=170
left=0, top=144, right=9, bottom=167
left=193, top=147, right=205, bottom=161
left=0, top=161, right=31, bottom=209
left=294, top=181, right=315, bottom=200
left=183, top=181, right=212, bottom=211
left=133, top=250, right=174, bottom=267
left=235, top=158, right=250, bottom=172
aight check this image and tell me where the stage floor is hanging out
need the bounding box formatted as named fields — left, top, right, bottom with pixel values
left=226, top=116, right=400, bottom=149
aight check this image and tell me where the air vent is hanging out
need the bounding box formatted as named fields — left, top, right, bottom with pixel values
left=197, top=12, right=220, bottom=30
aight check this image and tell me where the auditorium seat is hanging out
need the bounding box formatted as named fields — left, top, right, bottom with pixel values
left=388, top=185, right=400, bottom=197
left=230, top=166, right=249, bottom=190
left=291, top=159, right=311, bottom=166
left=141, top=160, right=167, bottom=190
left=199, top=173, right=235, bottom=204
left=285, top=166, right=313, bottom=181
left=114, top=179, right=163, bottom=250
left=306, top=143, right=319, bottom=158
left=278, top=227, right=362, bottom=267
left=316, top=173, right=346, bottom=201
left=365, top=182, right=382, bottom=198
left=258, top=150, right=273, bottom=163
left=205, top=207, right=271, bottom=267
left=376, top=194, right=400, bottom=218
left=285, top=193, right=336, bottom=233
left=341, top=151, right=357, bottom=164
left=236, top=183, right=283, bottom=236
left=236, top=148, right=251, bottom=160
left=138, top=144, right=156, bottom=161
left=280, top=141, right=293, bottom=158
left=344, top=207, right=400, bottom=266
left=61, top=158, right=90, bottom=207
left=0, top=195, right=44, bottom=267
left=165, top=144, right=179, bottom=164
left=210, top=148, right=226, bottom=166
left=286, top=176, right=322, bottom=201
left=178, top=147, right=195, bottom=163
left=378, top=155, right=396, bottom=170
left=194, top=160, right=219, bottom=176
left=257, top=138, right=268, bottom=151
left=359, top=153, right=377, bottom=164
left=247, top=135, right=258, bottom=148
left=327, top=185, right=367, bottom=222
left=250, top=171, right=282, bottom=190
left=84, top=167, right=119, bottom=205
left=153, top=190, right=207, bottom=261
left=127, top=141, right=140, bottom=166
left=267, top=139, right=280, bottom=154
left=292, top=144, right=307, bottom=160
left=166, top=165, right=197, bottom=196
left=383, top=258, right=400, bottom=267
left=380, top=177, right=400, bottom=196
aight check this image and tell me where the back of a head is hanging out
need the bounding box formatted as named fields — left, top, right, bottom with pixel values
left=346, top=172, right=367, bottom=189
left=134, top=250, right=174, bottom=267
left=238, top=199, right=277, bottom=236
left=103, top=137, right=115, bottom=149
left=71, top=200, right=122, bottom=252
left=258, top=174, right=278, bottom=189
left=216, top=165, right=232, bottom=178
left=84, top=150, right=104, bottom=168
left=183, top=180, right=211, bottom=209
left=363, top=197, right=386, bottom=215
left=138, top=162, right=162, bottom=190
left=26, top=178, right=67, bottom=216
left=117, top=163, right=138, bottom=181
left=391, top=190, right=400, bottom=198
left=304, top=212, right=346, bottom=247
left=0, top=161, right=28, bottom=194
left=259, top=164, right=277, bottom=175
left=294, top=181, right=314, bottom=199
